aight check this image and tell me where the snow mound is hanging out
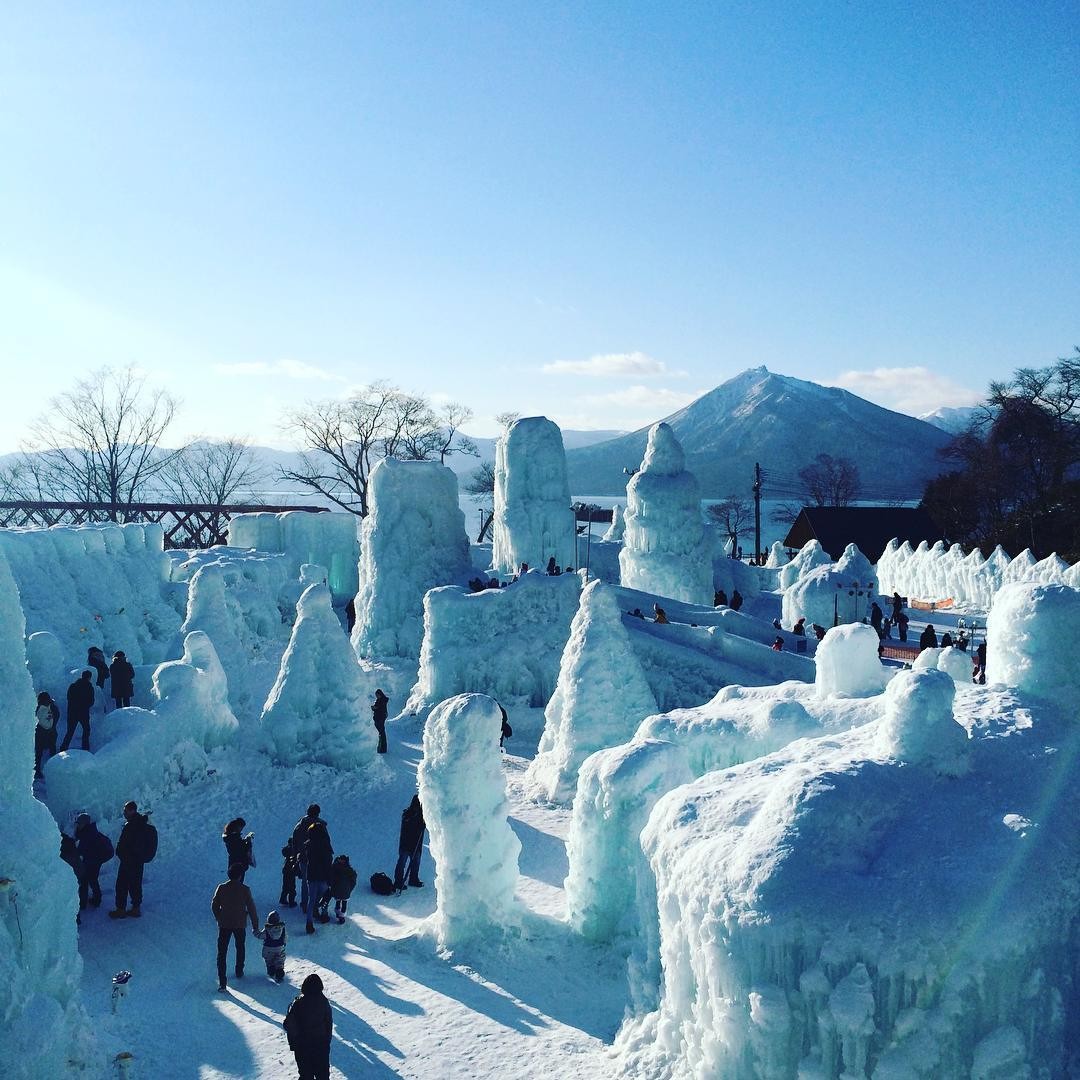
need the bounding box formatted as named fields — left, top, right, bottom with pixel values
left=989, top=582, right=1080, bottom=701
left=0, top=522, right=180, bottom=665
left=260, top=583, right=380, bottom=770
left=0, top=549, right=91, bottom=1078
left=602, top=505, right=625, bottom=542
left=619, top=423, right=712, bottom=606
left=765, top=541, right=787, bottom=569
left=228, top=510, right=359, bottom=602
left=784, top=545, right=878, bottom=630
left=525, top=580, right=658, bottom=804
left=45, top=630, right=240, bottom=824
left=877, top=668, right=968, bottom=776
left=778, top=539, right=831, bottom=591
left=408, top=571, right=581, bottom=713
left=491, top=416, right=576, bottom=576
left=615, top=685, right=1080, bottom=1078
left=418, top=694, right=521, bottom=949
left=815, top=623, right=886, bottom=698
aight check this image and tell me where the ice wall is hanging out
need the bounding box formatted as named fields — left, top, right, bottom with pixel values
left=614, top=637, right=1080, bottom=1078
left=180, top=551, right=293, bottom=722
left=602, top=505, right=625, bottom=542
left=418, top=694, right=521, bottom=949
left=228, top=509, right=359, bottom=602
left=352, top=458, right=472, bottom=661
left=525, top=580, right=658, bottom=804
left=490, top=416, right=576, bottom=576
left=26, top=630, right=67, bottom=703
left=45, top=630, right=239, bottom=825
left=407, top=572, right=582, bottom=712
left=0, top=522, right=180, bottom=665
left=0, top=549, right=91, bottom=1078
left=619, top=423, right=712, bottom=606
left=260, top=583, right=380, bottom=770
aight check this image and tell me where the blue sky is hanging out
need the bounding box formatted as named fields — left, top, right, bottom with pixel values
left=0, top=1, right=1076, bottom=450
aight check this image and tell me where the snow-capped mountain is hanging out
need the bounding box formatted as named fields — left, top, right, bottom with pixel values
left=918, top=405, right=983, bottom=435
left=565, top=366, right=955, bottom=498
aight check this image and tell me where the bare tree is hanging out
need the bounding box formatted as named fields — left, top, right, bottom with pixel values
left=463, top=460, right=496, bottom=500
left=494, top=411, right=520, bottom=430
left=708, top=495, right=751, bottom=554
left=280, top=382, right=477, bottom=516
left=161, top=439, right=265, bottom=505
left=798, top=454, right=860, bottom=507
left=1, top=366, right=182, bottom=517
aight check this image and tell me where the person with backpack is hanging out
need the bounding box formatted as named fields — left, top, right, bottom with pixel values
left=279, top=838, right=299, bottom=907
left=74, top=812, right=113, bottom=910
left=393, top=794, right=426, bottom=894
left=283, top=973, right=333, bottom=1079
left=34, top=691, right=60, bottom=778
left=256, top=910, right=288, bottom=983
left=110, top=651, right=135, bottom=709
left=223, top=818, right=255, bottom=880
left=110, top=801, right=156, bottom=919
left=61, top=671, right=94, bottom=752
left=371, top=688, right=389, bottom=754
left=290, top=804, right=322, bottom=914
left=303, top=820, right=334, bottom=934
left=329, top=855, right=357, bottom=924
left=211, top=863, right=260, bottom=992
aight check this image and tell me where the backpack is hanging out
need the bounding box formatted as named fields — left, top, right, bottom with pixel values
left=95, top=832, right=115, bottom=864
left=140, top=823, right=158, bottom=864
left=369, top=871, right=394, bottom=896
left=36, top=704, right=56, bottom=732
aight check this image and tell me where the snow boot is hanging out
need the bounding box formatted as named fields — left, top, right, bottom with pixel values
left=108, top=908, right=128, bottom=919
left=336, top=914, right=345, bottom=925
left=306, top=920, right=315, bottom=935
left=218, top=982, right=227, bottom=992
left=127, top=906, right=142, bottom=918
left=408, top=880, right=424, bottom=888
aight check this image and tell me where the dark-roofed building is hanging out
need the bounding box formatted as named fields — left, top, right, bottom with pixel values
left=783, top=507, right=942, bottom=562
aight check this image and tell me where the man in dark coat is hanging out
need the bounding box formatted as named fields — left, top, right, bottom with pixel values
left=110, top=801, right=152, bottom=918
left=283, top=973, right=333, bottom=1080
left=303, top=821, right=334, bottom=933
left=919, top=624, right=938, bottom=653
left=74, top=812, right=113, bottom=909
left=211, top=862, right=259, bottom=992
left=896, top=610, right=910, bottom=642
left=291, top=805, right=322, bottom=914
left=870, top=602, right=884, bottom=637
left=371, top=689, right=389, bottom=754
left=891, top=592, right=904, bottom=622
left=393, top=795, right=425, bottom=893
left=61, top=671, right=94, bottom=752
left=110, top=651, right=135, bottom=708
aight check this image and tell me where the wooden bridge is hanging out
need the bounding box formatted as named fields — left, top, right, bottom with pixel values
left=0, top=501, right=327, bottom=549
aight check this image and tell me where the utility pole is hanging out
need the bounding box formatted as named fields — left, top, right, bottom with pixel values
left=753, top=462, right=762, bottom=564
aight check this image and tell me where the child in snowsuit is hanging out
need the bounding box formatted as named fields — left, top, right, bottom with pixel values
left=257, top=910, right=288, bottom=982
left=280, top=839, right=298, bottom=907
left=329, top=855, right=358, bottom=924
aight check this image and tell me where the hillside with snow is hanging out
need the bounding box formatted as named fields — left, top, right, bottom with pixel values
left=565, top=367, right=955, bottom=497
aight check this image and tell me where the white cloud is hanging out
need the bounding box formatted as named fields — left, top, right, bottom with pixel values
left=593, top=385, right=702, bottom=410
left=542, top=351, right=685, bottom=378
left=214, top=359, right=345, bottom=382
left=830, top=367, right=983, bottom=415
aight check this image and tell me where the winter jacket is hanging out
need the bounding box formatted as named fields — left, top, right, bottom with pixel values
left=261, top=920, right=287, bottom=960
left=290, top=815, right=320, bottom=866
left=75, top=823, right=114, bottom=868
left=223, top=828, right=253, bottom=869
left=116, top=812, right=151, bottom=864
left=211, top=879, right=259, bottom=930
left=88, top=648, right=110, bottom=687
left=35, top=702, right=59, bottom=731
left=110, top=658, right=135, bottom=700
left=919, top=626, right=938, bottom=651
left=304, top=823, right=334, bottom=882
left=66, top=678, right=94, bottom=722
left=283, top=991, right=333, bottom=1052
left=371, top=692, right=389, bottom=725
left=329, top=858, right=357, bottom=900
left=398, top=801, right=426, bottom=854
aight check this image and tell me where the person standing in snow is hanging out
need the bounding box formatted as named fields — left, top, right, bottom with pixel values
left=110, top=651, right=135, bottom=709
left=222, top=818, right=255, bottom=880
left=329, top=855, right=357, bottom=924
left=919, top=624, right=938, bottom=652
left=393, top=794, right=426, bottom=894
left=895, top=610, right=910, bottom=642
left=211, top=862, right=260, bottom=992
left=973, top=641, right=987, bottom=685
left=110, top=801, right=154, bottom=919
left=891, top=592, right=904, bottom=622
left=283, top=973, right=333, bottom=1080
left=34, top=691, right=60, bottom=778
left=74, top=812, right=113, bottom=910
left=291, top=804, right=322, bottom=914
left=61, top=671, right=94, bottom=752
left=280, top=838, right=299, bottom=907
left=371, top=688, right=389, bottom=754
left=792, top=618, right=806, bottom=636
left=870, top=602, right=884, bottom=637
left=87, top=646, right=110, bottom=691
left=256, top=910, right=288, bottom=982
left=730, top=589, right=743, bottom=611
left=303, top=820, right=334, bottom=933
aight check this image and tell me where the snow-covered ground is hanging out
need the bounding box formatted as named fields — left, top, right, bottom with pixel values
left=69, top=713, right=628, bottom=1079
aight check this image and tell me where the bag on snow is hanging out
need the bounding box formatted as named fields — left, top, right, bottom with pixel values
left=140, top=823, right=158, bottom=863
left=369, top=872, right=394, bottom=896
